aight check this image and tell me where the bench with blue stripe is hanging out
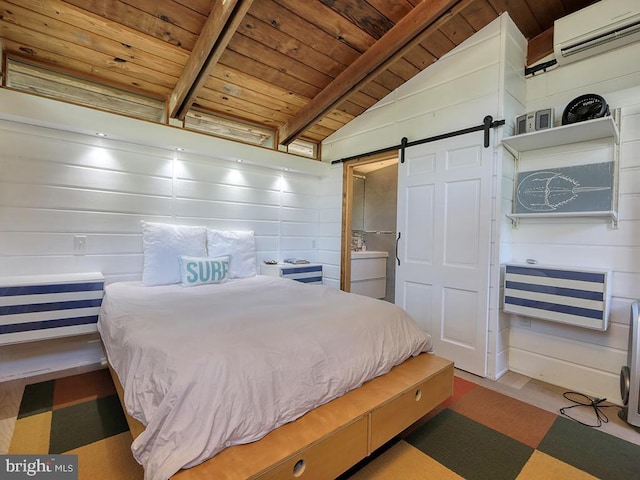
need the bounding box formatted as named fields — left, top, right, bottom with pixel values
left=0, top=272, right=104, bottom=345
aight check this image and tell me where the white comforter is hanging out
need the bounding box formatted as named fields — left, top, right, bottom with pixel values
left=98, top=275, right=432, bottom=480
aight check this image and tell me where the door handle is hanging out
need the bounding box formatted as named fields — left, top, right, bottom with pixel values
left=395, top=232, right=401, bottom=266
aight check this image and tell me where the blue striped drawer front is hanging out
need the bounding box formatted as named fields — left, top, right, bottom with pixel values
left=281, top=265, right=323, bottom=284
left=503, top=264, right=610, bottom=331
left=0, top=272, right=104, bottom=345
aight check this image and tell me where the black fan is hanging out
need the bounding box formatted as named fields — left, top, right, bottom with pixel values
left=562, top=94, right=609, bottom=125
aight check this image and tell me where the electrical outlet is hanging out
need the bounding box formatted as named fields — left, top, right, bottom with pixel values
left=518, top=317, right=531, bottom=328
left=74, top=235, right=87, bottom=253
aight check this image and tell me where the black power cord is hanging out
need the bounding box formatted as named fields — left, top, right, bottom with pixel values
left=559, top=391, right=619, bottom=428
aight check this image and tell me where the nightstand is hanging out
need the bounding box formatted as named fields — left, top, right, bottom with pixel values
left=260, top=263, right=323, bottom=285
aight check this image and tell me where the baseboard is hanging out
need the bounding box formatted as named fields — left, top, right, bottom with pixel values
left=509, top=348, right=622, bottom=405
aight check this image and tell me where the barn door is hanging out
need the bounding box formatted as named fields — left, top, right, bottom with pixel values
left=395, top=132, right=492, bottom=376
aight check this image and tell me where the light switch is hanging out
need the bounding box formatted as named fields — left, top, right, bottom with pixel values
left=74, top=235, right=87, bottom=253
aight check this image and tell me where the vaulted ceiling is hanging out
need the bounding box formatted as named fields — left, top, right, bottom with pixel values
left=0, top=0, right=596, bottom=149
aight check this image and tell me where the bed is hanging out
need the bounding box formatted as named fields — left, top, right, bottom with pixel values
left=98, top=222, right=454, bottom=480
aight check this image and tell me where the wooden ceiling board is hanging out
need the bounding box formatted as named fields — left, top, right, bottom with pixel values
left=63, top=0, right=200, bottom=50
left=196, top=94, right=291, bottom=128
left=228, top=33, right=334, bottom=90
left=116, top=0, right=209, bottom=35
left=274, top=0, right=377, bottom=54
left=374, top=69, right=405, bottom=92
left=174, top=0, right=212, bottom=18
left=250, top=1, right=360, bottom=67
left=487, top=0, right=542, bottom=38
left=218, top=48, right=320, bottom=99
left=460, top=0, right=499, bottom=31
left=402, top=44, right=438, bottom=69
left=419, top=29, right=457, bottom=58
left=11, top=0, right=190, bottom=65
left=0, top=26, right=176, bottom=96
left=337, top=100, right=367, bottom=117
left=209, top=66, right=309, bottom=110
left=0, top=0, right=598, bottom=151
left=439, top=13, right=477, bottom=45
left=199, top=79, right=298, bottom=121
left=387, top=56, right=421, bottom=81
left=238, top=14, right=346, bottom=79
left=0, top=1, right=183, bottom=81
left=319, top=0, right=397, bottom=40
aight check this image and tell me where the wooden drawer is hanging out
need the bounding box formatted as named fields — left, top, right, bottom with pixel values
left=257, top=417, right=368, bottom=480
left=369, top=365, right=453, bottom=451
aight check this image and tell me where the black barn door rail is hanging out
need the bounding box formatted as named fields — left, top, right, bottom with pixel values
left=331, top=116, right=505, bottom=165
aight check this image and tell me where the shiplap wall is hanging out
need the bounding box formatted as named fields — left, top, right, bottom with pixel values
left=317, top=165, right=343, bottom=289
left=0, top=92, right=330, bottom=380
left=322, top=15, right=521, bottom=379
left=495, top=18, right=527, bottom=379
left=0, top=121, right=323, bottom=283
left=505, top=37, right=640, bottom=403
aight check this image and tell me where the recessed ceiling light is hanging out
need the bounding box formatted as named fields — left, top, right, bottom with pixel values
left=95, top=132, right=107, bottom=137
left=175, top=147, right=184, bottom=151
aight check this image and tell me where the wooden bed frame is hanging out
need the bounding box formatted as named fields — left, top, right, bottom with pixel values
left=110, top=353, right=453, bottom=480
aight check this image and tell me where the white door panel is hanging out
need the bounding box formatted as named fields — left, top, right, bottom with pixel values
left=403, top=281, right=433, bottom=334
left=396, top=133, right=491, bottom=376
left=405, top=185, right=434, bottom=264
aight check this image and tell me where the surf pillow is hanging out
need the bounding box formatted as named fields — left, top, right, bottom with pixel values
left=179, top=255, right=230, bottom=287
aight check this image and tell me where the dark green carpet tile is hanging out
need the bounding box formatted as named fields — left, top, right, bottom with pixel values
left=17, top=379, right=55, bottom=418
left=49, top=393, right=129, bottom=454
left=406, top=408, right=533, bottom=480
left=538, top=416, right=640, bottom=480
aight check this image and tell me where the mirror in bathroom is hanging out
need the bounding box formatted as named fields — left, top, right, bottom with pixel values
left=352, top=174, right=365, bottom=232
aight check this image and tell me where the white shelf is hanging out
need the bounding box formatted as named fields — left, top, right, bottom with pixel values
left=506, top=210, right=618, bottom=228
left=504, top=112, right=620, bottom=229
left=502, top=116, right=619, bottom=153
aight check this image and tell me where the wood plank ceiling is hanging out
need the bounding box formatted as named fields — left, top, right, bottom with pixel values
left=0, top=0, right=597, bottom=150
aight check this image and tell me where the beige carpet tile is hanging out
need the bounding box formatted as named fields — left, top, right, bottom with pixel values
left=347, top=441, right=464, bottom=480
left=516, top=450, right=599, bottom=480
left=9, top=411, right=51, bottom=454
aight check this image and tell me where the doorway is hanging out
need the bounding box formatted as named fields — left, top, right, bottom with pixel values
left=341, top=152, right=398, bottom=302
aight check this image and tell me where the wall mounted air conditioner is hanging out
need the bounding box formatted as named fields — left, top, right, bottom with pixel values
left=554, top=0, right=640, bottom=65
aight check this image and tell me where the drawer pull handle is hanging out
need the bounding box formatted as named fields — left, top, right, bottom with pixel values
left=415, top=389, right=422, bottom=402
left=293, top=459, right=306, bottom=477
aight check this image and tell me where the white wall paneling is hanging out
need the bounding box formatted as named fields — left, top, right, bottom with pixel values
left=0, top=123, right=327, bottom=285
left=322, top=16, right=507, bottom=163
left=0, top=92, right=330, bottom=381
left=506, top=56, right=640, bottom=402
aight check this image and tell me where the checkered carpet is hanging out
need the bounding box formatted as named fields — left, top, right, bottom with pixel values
left=9, top=369, right=143, bottom=479
left=9, top=369, right=640, bottom=479
left=345, top=378, right=640, bottom=480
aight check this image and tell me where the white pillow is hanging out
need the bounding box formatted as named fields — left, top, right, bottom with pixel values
left=179, top=255, right=230, bottom=287
left=206, top=229, right=257, bottom=278
left=141, top=221, right=207, bottom=286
